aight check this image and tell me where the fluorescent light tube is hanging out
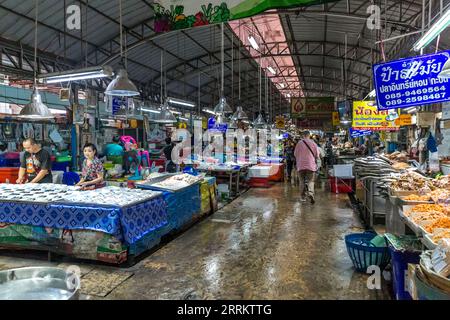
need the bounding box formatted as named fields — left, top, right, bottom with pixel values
left=203, top=108, right=216, bottom=115
left=49, top=108, right=66, bottom=114
left=248, top=36, right=259, bottom=50
left=413, top=8, right=450, bottom=51
left=170, top=109, right=182, bottom=115
left=39, top=66, right=113, bottom=83
left=141, top=108, right=161, bottom=114
left=267, top=66, right=276, bottom=75
left=167, top=97, right=195, bottom=108
left=179, top=117, right=189, bottom=121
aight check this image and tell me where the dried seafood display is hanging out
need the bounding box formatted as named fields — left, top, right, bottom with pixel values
left=430, top=189, right=450, bottom=203
left=403, top=194, right=432, bottom=202
left=432, top=229, right=450, bottom=244
left=424, top=217, right=450, bottom=234
left=150, top=173, right=203, bottom=191
left=389, top=172, right=435, bottom=193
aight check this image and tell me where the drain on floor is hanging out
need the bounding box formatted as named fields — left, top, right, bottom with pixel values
left=182, top=289, right=202, bottom=300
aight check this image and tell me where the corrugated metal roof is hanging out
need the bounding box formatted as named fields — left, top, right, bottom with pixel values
left=0, top=0, right=449, bottom=110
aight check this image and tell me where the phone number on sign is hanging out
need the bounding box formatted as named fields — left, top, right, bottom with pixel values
left=384, top=92, right=447, bottom=107
left=383, top=86, right=447, bottom=100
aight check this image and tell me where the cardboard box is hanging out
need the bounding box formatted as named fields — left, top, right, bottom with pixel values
left=417, top=112, right=435, bottom=127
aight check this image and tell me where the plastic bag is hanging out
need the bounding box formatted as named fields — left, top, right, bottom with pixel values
left=429, top=152, right=440, bottom=172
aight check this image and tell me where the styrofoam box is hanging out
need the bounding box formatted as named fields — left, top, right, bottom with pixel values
left=333, top=164, right=353, bottom=177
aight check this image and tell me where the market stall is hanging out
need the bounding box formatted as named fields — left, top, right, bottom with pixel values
left=0, top=184, right=168, bottom=264
left=136, top=173, right=204, bottom=231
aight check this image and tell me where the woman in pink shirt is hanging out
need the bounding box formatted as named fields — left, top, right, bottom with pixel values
left=294, top=131, right=319, bottom=204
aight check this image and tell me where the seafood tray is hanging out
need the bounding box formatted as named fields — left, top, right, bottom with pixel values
left=422, top=233, right=438, bottom=250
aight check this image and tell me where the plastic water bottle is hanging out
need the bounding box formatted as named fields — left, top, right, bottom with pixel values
left=5, top=179, right=9, bottom=184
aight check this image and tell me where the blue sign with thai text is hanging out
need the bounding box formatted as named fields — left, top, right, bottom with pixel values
left=207, top=117, right=228, bottom=133
left=373, top=50, right=450, bottom=110
left=350, top=128, right=372, bottom=138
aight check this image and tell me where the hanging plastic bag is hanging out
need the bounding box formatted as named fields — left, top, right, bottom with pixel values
left=429, top=152, right=440, bottom=172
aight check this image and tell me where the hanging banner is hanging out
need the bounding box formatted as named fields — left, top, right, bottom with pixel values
left=291, top=97, right=335, bottom=118
left=352, top=101, right=400, bottom=131
left=152, top=1, right=339, bottom=33
left=350, top=128, right=372, bottom=138
left=373, top=50, right=450, bottom=110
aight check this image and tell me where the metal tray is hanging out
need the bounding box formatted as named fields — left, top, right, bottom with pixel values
left=422, top=233, right=438, bottom=250
left=0, top=267, right=79, bottom=300
left=398, top=208, right=423, bottom=236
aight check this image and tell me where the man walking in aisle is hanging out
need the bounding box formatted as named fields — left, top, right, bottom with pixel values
left=294, top=131, right=319, bottom=204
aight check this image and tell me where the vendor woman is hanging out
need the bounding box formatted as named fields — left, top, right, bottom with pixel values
left=76, top=143, right=105, bottom=189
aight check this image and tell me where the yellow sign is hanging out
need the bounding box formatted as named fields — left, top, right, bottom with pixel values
left=395, top=114, right=412, bottom=126
left=332, top=112, right=340, bottom=126
left=275, top=116, right=285, bottom=129
left=352, top=101, right=400, bottom=131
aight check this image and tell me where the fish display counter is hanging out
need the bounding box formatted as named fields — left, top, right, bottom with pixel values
left=0, top=184, right=168, bottom=264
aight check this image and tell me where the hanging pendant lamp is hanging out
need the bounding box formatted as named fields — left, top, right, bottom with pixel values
left=439, top=59, right=450, bottom=78
left=105, top=69, right=139, bottom=96
left=214, top=23, right=233, bottom=121
left=154, top=100, right=177, bottom=124
left=105, top=0, right=139, bottom=97
left=18, top=0, right=53, bottom=120
left=19, top=87, right=53, bottom=120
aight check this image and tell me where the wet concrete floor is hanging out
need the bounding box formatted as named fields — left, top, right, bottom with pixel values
left=0, top=182, right=392, bottom=300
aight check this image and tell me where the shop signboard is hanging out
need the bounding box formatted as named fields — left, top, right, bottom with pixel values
left=332, top=111, right=340, bottom=126
left=373, top=50, right=450, bottom=110
left=350, top=128, right=372, bottom=138
left=394, top=114, right=413, bottom=126
left=275, top=116, right=285, bottom=129
left=352, top=101, right=400, bottom=131
left=291, top=97, right=335, bottom=118
left=207, top=117, right=227, bottom=133
left=152, top=0, right=339, bottom=33
left=296, top=118, right=324, bottom=129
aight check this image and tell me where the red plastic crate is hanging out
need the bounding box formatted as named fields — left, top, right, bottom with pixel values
left=329, top=176, right=354, bottom=193
left=249, top=177, right=271, bottom=188
left=0, top=168, right=20, bottom=184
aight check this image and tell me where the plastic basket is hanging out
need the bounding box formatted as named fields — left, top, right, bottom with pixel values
left=385, top=234, right=422, bottom=300
left=345, top=232, right=391, bottom=272
left=414, top=270, right=450, bottom=300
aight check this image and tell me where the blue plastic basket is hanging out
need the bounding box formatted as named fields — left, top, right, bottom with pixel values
left=345, top=232, right=391, bottom=272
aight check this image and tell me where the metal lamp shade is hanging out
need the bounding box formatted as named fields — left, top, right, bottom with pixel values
left=18, top=88, right=53, bottom=120
left=213, top=96, right=233, bottom=114
left=231, top=105, right=249, bottom=121
left=439, top=59, right=450, bottom=78
left=228, top=117, right=238, bottom=129
left=253, top=113, right=267, bottom=129
left=215, top=112, right=230, bottom=125
left=105, top=69, right=139, bottom=97
left=154, top=101, right=177, bottom=124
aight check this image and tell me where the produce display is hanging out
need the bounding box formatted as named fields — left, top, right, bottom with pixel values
left=354, top=155, right=398, bottom=179
left=0, top=184, right=161, bottom=207
left=424, top=217, right=450, bottom=234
